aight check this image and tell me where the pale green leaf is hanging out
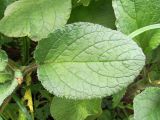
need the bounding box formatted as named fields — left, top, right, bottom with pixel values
left=69, top=0, right=116, bottom=29
left=133, top=87, right=160, bottom=120
left=0, top=50, right=8, bottom=71
left=0, top=0, right=71, bottom=41
left=113, top=0, right=160, bottom=52
left=0, top=69, right=22, bottom=105
left=35, top=22, right=145, bottom=99
left=50, top=97, right=102, bottom=120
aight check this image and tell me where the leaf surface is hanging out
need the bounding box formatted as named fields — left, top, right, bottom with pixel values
left=0, top=50, right=8, bottom=71
left=0, top=0, right=71, bottom=41
left=0, top=50, right=22, bottom=105
left=35, top=22, right=145, bottom=99
left=133, top=87, right=160, bottom=120
left=50, top=97, right=102, bottom=120
left=113, top=0, right=160, bottom=51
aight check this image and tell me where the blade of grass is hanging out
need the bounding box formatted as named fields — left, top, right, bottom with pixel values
left=12, top=94, right=32, bottom=120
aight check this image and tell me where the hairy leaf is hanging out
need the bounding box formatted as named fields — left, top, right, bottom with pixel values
left=134, top=87, right=160, bottom=120
left=50, top=97, right=102, bottom=120
left=35, top=22, right=145, bottom=99
left=113, top=0, right=160, bottom=52
left=0, top=0, right=71, bottom=41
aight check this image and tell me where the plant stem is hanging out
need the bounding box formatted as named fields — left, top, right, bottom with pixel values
left=129, top=24, right=160, bottom=38
left=22, top=63, right=38, bottom=77
left=21, top=37, right=30, bottom=65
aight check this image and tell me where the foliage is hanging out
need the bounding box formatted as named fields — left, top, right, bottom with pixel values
left=0, top=0, right=160, bottom=120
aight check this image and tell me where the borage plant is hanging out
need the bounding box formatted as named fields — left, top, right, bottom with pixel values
left=0, top=0, right=160, bottom=120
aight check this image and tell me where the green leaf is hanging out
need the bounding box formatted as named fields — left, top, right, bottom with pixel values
left=0, top=71, right=13, bottom=83
left=69, top=0, right=116, bottom=29
left=34, top=22, right=145, bottom=99
left=0, top=0, right=71, bottom=41
left=50, top=97, right=102, bottom=120
left=0, top=50, right=8, bottom=71
left=112, top=88, right=126, bottom=108
left=97, top=110, right=112, bottom=120
left=0, top=0, right=16, bottom=19
left=113, top=0, right=160, bottom=52
left=0, top=69, right=22, bottom=105
left=133, top=87, right=160, bottom=120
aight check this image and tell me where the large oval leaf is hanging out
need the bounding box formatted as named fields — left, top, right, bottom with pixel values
left=0, top=0, right=71, bottom=41
left=34, top=22, right=145, bottom=99
left=133, top=87, right=160, bottom=120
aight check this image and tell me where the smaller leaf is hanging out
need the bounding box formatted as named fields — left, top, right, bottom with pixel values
left=112, top=89, right=126, bottom=108
left=50, top=97, right=102, bottom=120
left=0, top=70, right=13, bottom=83
left=0, top=69, right=23, bottom=105
left=97, top=110, right=112, bottom=120
left=133, top=87, right=160, bottom=120
left=0, top=50, right=8, bottom=71
left=0, top=0, right=71, bottom=41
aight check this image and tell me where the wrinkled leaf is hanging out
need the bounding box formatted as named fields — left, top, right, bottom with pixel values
left=0, top=0, right=71, bottom=41
left=113, top=0, right=160, bottom=52
left=50, top=97, right=102, bottom=120
left=35, top=22, right=145, bottom=99
left=134, top=87, right=160, bottom=120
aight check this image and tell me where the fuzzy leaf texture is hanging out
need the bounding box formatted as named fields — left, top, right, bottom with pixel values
left=133, top=87, right=160, bottom=120
left=50, top=97, right=102, bottom=120
left=113, top=0, right=160, bottom=52
left=34, top=22, right=145, bottom=99
left=0, top=0, right=71, bottom=41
